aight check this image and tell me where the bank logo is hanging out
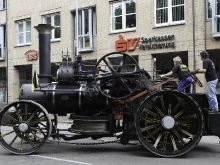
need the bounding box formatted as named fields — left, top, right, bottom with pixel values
left=115, top=34, right=140, bottom=52
left=115, top=34, right=175, bottom=51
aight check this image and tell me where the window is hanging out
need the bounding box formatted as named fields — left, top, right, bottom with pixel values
left=19, top=66, right=32, bottom=87
left=155, top=0, right=185, bottom=26
left=0, top=0, right=6, bottom=10
left=0, top=25, right=6, bottom=59
left=206, top=0, right=213, bottom=19
left=212, top=0, right=220, bottom=37
left=42, top=13, right=61, bottom=40
left=0, top=68, right=6, bottom=102
left=16, top=19, right=31, bottom=45
left=111, top=0, right=136, bottom=33
left=75, top=6, right=96, bottom=52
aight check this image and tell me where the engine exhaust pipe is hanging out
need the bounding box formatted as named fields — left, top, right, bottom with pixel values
left=34, top=24, right=54, bottom=84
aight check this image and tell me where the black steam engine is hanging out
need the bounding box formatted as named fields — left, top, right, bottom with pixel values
left=1, top=24, right=220, bottom=158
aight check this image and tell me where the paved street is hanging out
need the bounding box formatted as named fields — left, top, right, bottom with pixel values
left=1, top=120, right=220, bottom=165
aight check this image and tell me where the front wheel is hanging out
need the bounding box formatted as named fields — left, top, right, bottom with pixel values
left=135, top=90, right=204, bottom=157
left=0, top=100, right=52, bottom=154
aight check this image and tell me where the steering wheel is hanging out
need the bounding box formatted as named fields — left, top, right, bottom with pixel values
left=191, top=74, right=203, bottom=87
left=93, top=52, right=141, bottom=100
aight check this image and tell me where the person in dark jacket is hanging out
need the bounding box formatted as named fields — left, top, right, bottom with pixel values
left=159, top=56, right=192, bottom=94
left=191, top=51, right=219, bottom=111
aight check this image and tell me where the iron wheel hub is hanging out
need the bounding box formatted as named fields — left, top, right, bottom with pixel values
left=161, top=116, right=175, bottom=130
left=18, top=122, right=29, bottom=133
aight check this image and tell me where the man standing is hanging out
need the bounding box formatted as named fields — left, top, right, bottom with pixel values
left=191, top=51, right=219, bottom=111
left=159, top=56, right=192, bottom=94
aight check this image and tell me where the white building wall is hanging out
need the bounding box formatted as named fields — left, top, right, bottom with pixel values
left=5, top=0, right=220, bottom=102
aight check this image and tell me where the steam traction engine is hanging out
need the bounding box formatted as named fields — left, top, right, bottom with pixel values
left=0, top=24, right=220, bottom=158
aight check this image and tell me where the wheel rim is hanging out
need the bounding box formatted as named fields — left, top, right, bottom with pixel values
left=0, top=100, right=51, bottom=154
left=136, top=90, right=203, bottom=157
left=93, top=52, right=141, bottom=99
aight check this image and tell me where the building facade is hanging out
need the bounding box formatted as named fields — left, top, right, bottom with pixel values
left=0, top=0, right=6, bottom=104
left=1, top=0, right=220, bottom=104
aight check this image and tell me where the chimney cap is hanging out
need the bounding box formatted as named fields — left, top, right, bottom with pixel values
left=34, top=24, right=54, bottom=34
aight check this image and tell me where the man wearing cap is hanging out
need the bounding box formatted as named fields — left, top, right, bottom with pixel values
left=159, top=56, right=192, bottom=94
left=191, top=51, right=218, bottom=112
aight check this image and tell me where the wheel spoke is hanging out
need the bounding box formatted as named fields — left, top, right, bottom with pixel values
left=144, top=127, right=162, bottom=140
left=9, top=134, right=19, bottom=146
left=168, top=95, right=172, bottom=115
left=3, top=113, right=19, bottom=124
left=142, top=108, right=161, bottom=118
left=109, top=79, right=118, bottom=96
left=162, top=132, right=168, bottom=150
left=174, top=109, right=186, bottom=119
left=24, top=104, right=28, bottom=121
left=179, top=128, right=194, bottom=139
left=153, top=133, right=163, bottom=149
left=103, top=58, right=115, bottom=73
left=0, top=130, right=15, bottom=138
left=30, top=117, right=47, bottom=126
left=170, top=134, right=178, bottom=151
left=172, top=129, right=185, bottom=146
left=140, top=117, right=160, bottom=124
left=27, top=110, right=38, bottom=122
left=0, top=123, right=16, bottom=127
left=151, top=101, right=164, bottom=117
left=25, top=133, right=35, bottom=148
left=159, top=95, right=166, bottom=113
left=117, top=54, right=126, bottom=72
left=118, top=78, right=132, bottom=93
left=171, top=96, right=184, bottom=114
left=141, top=124, right=159, bottom=132
left=19, top=133, right=25, bottom=151
left=15, top=106, right=22, bottom=122
left=30, top=130, right=43, bottom=143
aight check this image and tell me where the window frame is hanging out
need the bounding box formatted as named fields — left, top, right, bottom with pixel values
left=42, top=12, right=61, bottom=41
left=0, top=0, right=6, bottom=10
left=75, top=6, right=96, bottom=52
left=19, top=66, right=32, bottom=87
left=212, top=0, right=220, bottom=37
left=154, top=0, right=185, bottom=27
left=0, top=25, right=5, bottom=59
left=206, top=0, right=213, bottom=20
left=110, top=0, right=136, bottom=33
left=16, top=19, right=31, bottom=46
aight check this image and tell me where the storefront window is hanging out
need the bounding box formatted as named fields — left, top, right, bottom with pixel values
left=0, top=68, right=6, bottom=102
left=153, top=52, right=188, bottom=79
left=19, top=67, right=32, bottom=87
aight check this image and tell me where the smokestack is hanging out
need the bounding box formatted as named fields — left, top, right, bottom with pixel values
left=34, top=24, right=54, bottom=84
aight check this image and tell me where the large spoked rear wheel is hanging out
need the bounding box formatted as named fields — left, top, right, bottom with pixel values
left=0, top=100, right=52, bottom=154
left=135, top=90, right=204, bottom=157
